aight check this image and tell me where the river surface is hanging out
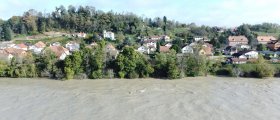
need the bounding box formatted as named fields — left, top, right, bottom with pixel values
left=0, top=77, right=280, bottom=120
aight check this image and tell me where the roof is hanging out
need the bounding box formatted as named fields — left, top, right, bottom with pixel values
left=268, top=40, right=280, bottom=44
left=17, top=43, right=28, bottom=49
left=4, top=48, right=27, bottom=57
left=160, top=46, right=170, bottom=52
left=49, top=46, right=69, bottom=58
left=106, top=44, right=116, bottom=51
left=228, top=36, right=248, bottom=42
left=231, top=58, right=248, bottom=62
left=202, top=46, right=212, bottom=55
left=257, top=36, right=277, bottom=42
left=232, top=50, right=256, bottom=57
left=34, top=41, right=46, bottom=48
left=149, top=35, right=162, bottom=39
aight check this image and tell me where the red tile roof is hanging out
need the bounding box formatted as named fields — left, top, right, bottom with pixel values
left=228, top=36, right=248, bottom=42
left=160, top=46, right=170, bottom=52
left=34, top=41, right=46, bottom=48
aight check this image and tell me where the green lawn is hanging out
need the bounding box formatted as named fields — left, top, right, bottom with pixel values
left=253, top=31, right=280, bottom=37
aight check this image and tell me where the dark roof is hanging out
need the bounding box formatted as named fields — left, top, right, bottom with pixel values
left=232, top=50, right=254, bottom=57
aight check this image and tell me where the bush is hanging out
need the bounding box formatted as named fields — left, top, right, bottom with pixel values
left=128, top=71, right=139, bottom=79
left=104, top=69, right=115, bottom=79
left=255, top=64, right=275, bottom=78
left=91, top=70, right=103, bottom=79
left=118, top=72, right=125, bottom=78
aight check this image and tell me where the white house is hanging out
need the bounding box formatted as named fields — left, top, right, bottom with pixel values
left=144, top=40, right=157, bottom=49
left=233, top=50, right=258, bottom=59
left=236, top=44, right=251, bottom=49
left=29, top=41, right=46, bottom=54
left=223, top=46, right=238, bottom=55
left=163, top=35, right=171, bottom=42
left=47, top=46, right=70, bottom=60
left=244, top=51, right=258, bottom=59
left=137, top=46, right=150, bottom=54
left=194, top=37, right=209, bottom=42
left=165, top=43, right=173, bottom=48
left=65, top=42, right=80, bottom=52
left=181, top=46, right=194, bottom=54
left=14, top=43, right=28, bottom=51
left=51, top=42, right=61, bottom=46
left=103, top=30, right=115, bottom=40
left=77, top=32, right=87, bottom=38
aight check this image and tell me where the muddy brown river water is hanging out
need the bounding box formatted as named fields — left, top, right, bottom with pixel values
left=0, top=76, right=280, bottom=120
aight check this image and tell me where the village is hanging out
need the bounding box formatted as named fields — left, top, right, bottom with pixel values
left=1, top=29, right=280, bottom=66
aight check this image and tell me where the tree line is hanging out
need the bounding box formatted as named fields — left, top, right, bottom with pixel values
left=0, top=40, right=277, bottom=80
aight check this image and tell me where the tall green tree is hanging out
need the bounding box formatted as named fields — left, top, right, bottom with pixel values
left=2, top=24, right=13, bottom=41
left=115, top=47, right=153, bottom=78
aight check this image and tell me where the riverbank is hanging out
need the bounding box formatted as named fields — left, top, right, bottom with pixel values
left=0, top=76, right=280, bottom=120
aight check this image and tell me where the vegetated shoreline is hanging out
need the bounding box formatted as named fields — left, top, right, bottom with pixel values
left=0, top=75, right=277, bottom=81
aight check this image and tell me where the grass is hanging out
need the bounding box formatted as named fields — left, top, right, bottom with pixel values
left=253, top=31, right=280, bottom=37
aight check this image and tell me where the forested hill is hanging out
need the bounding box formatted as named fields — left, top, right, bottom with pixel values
left=1, top=5, right=280, bottom=48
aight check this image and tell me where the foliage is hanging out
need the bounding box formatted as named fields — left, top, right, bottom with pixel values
left=115, top=47, right=153, bottom=79
left=255, top=56, right=275, bottom=78
left=256, top=44, right=267, bottom=51
left=184, top=54, right=208, bottom=77
left=153, top=50, right=180, bottom=79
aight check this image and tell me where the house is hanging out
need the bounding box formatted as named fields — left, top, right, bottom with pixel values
left=232, top=50, right=258, bottom=59
left=228, top=36, right=248, bottom=46
left=163, top=35, right=171, bottom=42
left=0, top=50, right=13, bottom=62
left=137, top=46, right=150, bottom=54
left=15, top=43, right=28, bottom=51
left=236, top=44, right=251, bottom=49
left=230, top=58, right=248, bottom=64
left=223, top=46, right=238, bottom=55
left=143, top=40, right=157, bottom=49
left=29, top=41, right=46, bottom=54
left=160, top=46, right=170, bottom=53
left=47, top=46, right=70, bottom=60
left=51, top=42, right=61, bottom=46
left=194, top=36, right=210, bottom=42
left=164, top=43, right=173, bottom=48
left=0, top=42, right=15, bottom=49
left=65, top=42, right=80, bottom=52
left=181, top=45, right=194, bottom=54
left=106, top=44, right=119, bottom=59
left=257, top=36, right=277, bottom=44
left=149, top=36, right=162, bottom=41
left=267, top=40, right=280, bottom=51
left=77, top=32, right=87, bottom=38
left=4, top=48, right=27, bottom=58
left=199, top=46, right=213, bottom=56
left=103, top=30, right=115, bottom=40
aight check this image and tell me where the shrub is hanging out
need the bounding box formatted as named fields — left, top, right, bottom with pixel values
left=255, top=63, right=275, bottom=78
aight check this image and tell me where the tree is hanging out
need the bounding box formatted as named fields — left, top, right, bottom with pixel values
left=90, top=45, right=105, bottom=79
left=184, top=54, right=208, bottom=77
left=2, top=24, right=13, bottom=41
left=37, top=17, right=46, bottom=33
left=115, top=47, right=153, bottom=78
left=256, top=44, right=267, bottom=51
left=153, top=50, right=180, bottom=79
left=255, top=55, right=275, bottom=78
left=64, top=56, right=74, bottom=79
left=170, top=45, right=181, bottom=53
left=163, top=16, right=167, bottom=35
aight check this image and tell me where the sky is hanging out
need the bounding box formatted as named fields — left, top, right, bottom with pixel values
left=0, top=0, right=280, bottom=27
